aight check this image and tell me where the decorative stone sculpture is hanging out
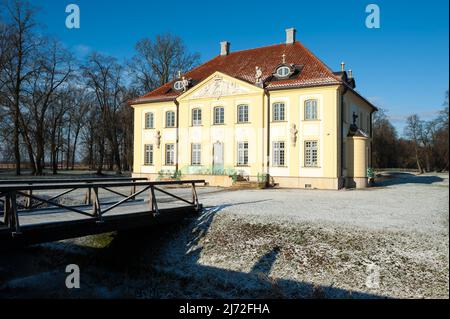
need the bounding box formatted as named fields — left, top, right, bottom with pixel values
left=191, top=75, right=251, bottom=99
left=155, top=130, right=161, bottom=149
left=255, top=66, right=263, bottom=85
left=181, top=77, right=190, bottom=92
left=290, top=124, right=298, bottom=147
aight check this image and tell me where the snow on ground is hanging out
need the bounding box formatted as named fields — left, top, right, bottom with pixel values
left=0, top=172, right=448, bottom=298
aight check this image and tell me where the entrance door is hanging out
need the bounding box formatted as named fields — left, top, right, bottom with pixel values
left=213, top=142, right=224, bottom=173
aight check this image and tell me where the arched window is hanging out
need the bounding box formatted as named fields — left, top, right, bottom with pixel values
left=304, top=99, right=318, bottom=120
left=275, top=66, right=291, bottom=78
left=144, top=112, right=154, bottom=129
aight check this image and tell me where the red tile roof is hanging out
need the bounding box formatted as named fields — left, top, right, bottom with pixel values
left=131, top=41, right=347, bottom=104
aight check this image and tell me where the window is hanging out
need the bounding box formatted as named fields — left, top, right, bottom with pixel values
left=214, top=106, right=224, bottom=124
left=166, top=111, right=175, bottom=127
left=145, top=112, right=154, bottom=129
left=165, top=144, right=175, bottom=165
left=192, top=108, right=202, bottom=126
left=191, top=144, right=201, bottom=165
left=305, top=141, right=318, bottom=167
left=275, top=66, right=291, bottom=78
left=237, top=142, right=249, bottom=166
left=237, top=105, right=249, bottom=123
left=304, top=100, right=318, bottom=120
left=273, top=141, right=285, bottom=166
left=144, top=144, right=153, bottom=165
left=273, top=102, right=285, bottom=121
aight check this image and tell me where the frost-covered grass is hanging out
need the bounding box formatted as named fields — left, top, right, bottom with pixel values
left=0, top=172, right=448, bottom=298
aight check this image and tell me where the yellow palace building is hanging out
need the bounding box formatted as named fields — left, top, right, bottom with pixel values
left=130, top=28, right=377, bottom=189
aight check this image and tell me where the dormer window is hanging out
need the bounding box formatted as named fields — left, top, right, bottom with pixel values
left=274, top=64, right=294, bottom=79
left=276, top=66, right=291, bottom=77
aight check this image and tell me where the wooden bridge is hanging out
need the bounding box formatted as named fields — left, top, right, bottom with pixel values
left=0, top=178, right=205, bottom=247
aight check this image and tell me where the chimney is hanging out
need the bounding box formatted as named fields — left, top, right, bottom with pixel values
left=348, top=70, right=353, bottom=78
left=341, top=62, right=345, bottom=72
left=286, top=28, right=296, bottom=44
left=220, top=41, right=230, bottom=56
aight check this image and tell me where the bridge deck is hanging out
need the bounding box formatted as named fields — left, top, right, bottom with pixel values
left=0, top=179, right=205, bottom=247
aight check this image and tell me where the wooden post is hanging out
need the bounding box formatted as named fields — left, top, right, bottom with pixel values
left=3, top=194, right=10, bottom=226
left=92, top=187, right=102, bottom=223
left=130, top=184, right=136, bottom=200
left=84, top=186, right=92, bottom=205
left=191, top=183, right=199, bottom=210
left=10, top=192, right=21, bottom=235
left=26, top=185, right=33, bottom=209
left=150, top=185, right=159, bottom=215
left=149, top=186, right=154, bottom=211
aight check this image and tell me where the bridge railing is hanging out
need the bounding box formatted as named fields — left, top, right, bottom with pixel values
left=0, top=177, right=148, bottom=209
left=0, top=179, right=206, bottom=236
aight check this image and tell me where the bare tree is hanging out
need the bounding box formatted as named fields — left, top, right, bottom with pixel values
left=405, top=114, right=425, bottom=173
left=372, top=108, right=399, bottom=168
left=0, top=0, right=41, bottom=175
left=128, top=33, right=200, bottom=93
left=22, top=38, right=73, bottom=175
left=82, top=53, right=126, bottom=174
left=46, top=92, right=68, bottom=174
left=69, top=88, right=91, bottom=170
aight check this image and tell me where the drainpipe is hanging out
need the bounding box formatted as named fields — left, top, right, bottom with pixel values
left=175, top=100, right=180, bottom=173
left=369, top=110, right=374, bottom=168
left=340, top=85, right=348, bottom=188
left=265, top=90, right=271, bottom=178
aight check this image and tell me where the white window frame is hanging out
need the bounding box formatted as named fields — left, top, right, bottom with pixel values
left=165, top=144, right=175, bottom=165
left=191, top=143, right=201, bottom=166
left=304, top=99, right=318, bottom=120
left=276, top=66, right=291, bottom=77
left=213, top=106, right=224, bottom=125
left=273, top=102, right=285, bottom=121
left=237, top=142, right=249, bottom=166
left=304, top=140, right=318, bottom=167
left=192, top=108, right=202, bottom=126
left=273, top=141, right=285, bottom=166
left=144, top=144, right=154, bottom=165
left=145, top=112, right=154, bottom=129
left=166, top=111, right=175, bottom=128
left=237, top=104, right=249, bottom=123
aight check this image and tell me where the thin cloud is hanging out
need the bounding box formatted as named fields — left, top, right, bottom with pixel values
left=73, top=44, right=92, bottom=58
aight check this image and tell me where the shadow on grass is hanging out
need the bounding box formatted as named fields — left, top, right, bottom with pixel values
left=375, top=172, right=444, bottom=187
left=0, top=201, right=389, bottom=299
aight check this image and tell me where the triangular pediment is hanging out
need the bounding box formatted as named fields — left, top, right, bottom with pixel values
left=177, top=72, right=262, bottom=101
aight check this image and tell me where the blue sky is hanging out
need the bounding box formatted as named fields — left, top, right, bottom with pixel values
left=32, top=0, right=448, bottom=135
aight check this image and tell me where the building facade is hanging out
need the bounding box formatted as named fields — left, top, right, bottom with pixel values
left=131, top=28, right=377, bottom=189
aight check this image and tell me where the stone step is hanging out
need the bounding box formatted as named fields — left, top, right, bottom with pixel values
left=231, top=181, right=263, bottom=189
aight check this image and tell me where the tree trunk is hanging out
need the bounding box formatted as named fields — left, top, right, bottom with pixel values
left=414, top=143, right=423, bottom=174
left=66, top=121, right=71, bottom=170
left=13, top=99, right=21, bottom=176
left=71, top=128, right=80, bottom=170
